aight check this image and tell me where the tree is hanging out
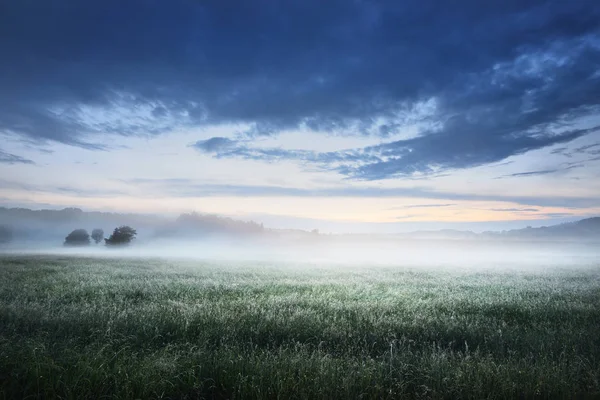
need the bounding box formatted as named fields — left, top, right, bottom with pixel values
left=64, top=229, right=90, bottom=246
left=0, top=225, right=13, bottom=244
left=105, top=226, right=137, bottom=246
left=91, top=228, right=104, bottom=244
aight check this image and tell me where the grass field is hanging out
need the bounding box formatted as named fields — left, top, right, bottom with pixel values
left=1, top=254, right=600, bottom=399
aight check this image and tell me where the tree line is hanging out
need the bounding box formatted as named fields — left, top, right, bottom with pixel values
left=64, top=226, right=137, bottom=247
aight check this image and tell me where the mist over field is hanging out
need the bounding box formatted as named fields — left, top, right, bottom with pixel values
left=2, top=207, right=599, bottom=270
left=4, top=237, right=598, bottom=271
left=0, top=207, right=598, bottom=282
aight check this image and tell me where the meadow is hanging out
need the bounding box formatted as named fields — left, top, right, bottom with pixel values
left=1, top=253, right=599, bottom=399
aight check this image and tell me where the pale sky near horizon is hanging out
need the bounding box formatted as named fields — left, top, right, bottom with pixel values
left=1, top=1, right=600, bottom=233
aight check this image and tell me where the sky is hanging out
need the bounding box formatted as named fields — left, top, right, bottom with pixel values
left=1, top=0, right=600, bottom=233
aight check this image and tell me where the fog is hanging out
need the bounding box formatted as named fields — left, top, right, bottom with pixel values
left=1, top=207, right=599, bottom=271
left=3, top=236, right=598, bottom=273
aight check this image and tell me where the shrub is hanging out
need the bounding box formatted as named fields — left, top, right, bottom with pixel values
left=91, top=228, right=104, bottom=244
left=105, top=226, right=137, bottom=246
left=64, top=229, right=90, bottom=246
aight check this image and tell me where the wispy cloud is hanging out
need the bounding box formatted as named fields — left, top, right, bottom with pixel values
left=0, top=150, right=34, bottom=165
left=395, top=214, right=423, bottom=220
left=389, top=203, right=456, bottom=210
left=501, top=169, right=562, bottom=178
left=490, top=208, right=539, bottom=212
left=538, top=212, right=576, bottom=218
left=551, top=147, right=571, bottom=156
left=574, top=143, right=600, bottom=153
left=495, top=164, right=581, bottom=179
left=0, top=179, right=126, bottom=198
left=118, top=178, right=600, bottom=209
left=194, top=126, right=599, bottom=180
left=549, top=141, right=600, bottom=158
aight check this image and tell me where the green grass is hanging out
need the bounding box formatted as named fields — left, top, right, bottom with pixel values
left=1, top=254, right=599, bottom=399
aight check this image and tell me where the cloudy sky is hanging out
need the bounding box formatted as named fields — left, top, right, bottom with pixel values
left=1, top=0, right=600, bottom=232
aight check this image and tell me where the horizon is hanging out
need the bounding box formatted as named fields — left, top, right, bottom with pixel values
left=1, top=1, right=600, bottom=232
left=1, top=205, right=596, bottom=235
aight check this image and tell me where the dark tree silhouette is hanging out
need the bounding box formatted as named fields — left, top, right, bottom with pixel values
left=91, top=228, right=104, bottom=244
left=105, top=226, right=137, bottom=246
left=0, top=225, right=12, bottom=244
left=64, top=229, right=90, bottom=246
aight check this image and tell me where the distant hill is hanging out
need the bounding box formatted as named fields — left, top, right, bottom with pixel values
left=402, top=217, right=600, bottom=241
left=486, top=217, right=600, bottom=240
left=402, top=229, right=479, bottom=240
left=399, top=217, right=600, bottom=241
left=0, top=207, right=598, bottom=246
left=153, top=212, right=266, bottom=239
left=340, top=218, right=600, bottom=242
left=0, top=207, right=269, bottom=246
left=0, top=207, right=166, bottom=244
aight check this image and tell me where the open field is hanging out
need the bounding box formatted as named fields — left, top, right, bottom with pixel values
left=1, top=254, right=600, bottom=399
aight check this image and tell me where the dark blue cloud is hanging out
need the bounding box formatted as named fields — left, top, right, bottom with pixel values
left=193, top=125, right=598, bottom=179
left=193, top=137, right=237, bottom=153
left=346, top=126, right=598, bottom=180
left=2, top=0, right=600, bottom=177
